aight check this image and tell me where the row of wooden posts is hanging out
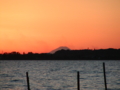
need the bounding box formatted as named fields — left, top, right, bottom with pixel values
left=26, top=62, right=108, bottom=90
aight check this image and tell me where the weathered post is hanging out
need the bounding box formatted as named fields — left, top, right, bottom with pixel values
left=103, top=62, right=107, bottom=90
left=77, top=71, right=80, bottom=90
left=26, top=72, right=30, bottom=90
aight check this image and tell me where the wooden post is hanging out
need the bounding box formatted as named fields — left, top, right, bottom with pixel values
left=26, top=72, right=30, bottom=90
left=77, top=71, right=80, bottom=90
left=103, top=62, right=107, bottom=90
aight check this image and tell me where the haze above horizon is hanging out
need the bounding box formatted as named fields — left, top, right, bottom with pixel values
left=0, top=0, right=120, bottom=53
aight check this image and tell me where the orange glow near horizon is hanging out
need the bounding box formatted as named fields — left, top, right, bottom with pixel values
left=0, top=0, right=120, bottom=53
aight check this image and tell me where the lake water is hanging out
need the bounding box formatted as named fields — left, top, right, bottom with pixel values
left=0, top=60, right=120, bottom=90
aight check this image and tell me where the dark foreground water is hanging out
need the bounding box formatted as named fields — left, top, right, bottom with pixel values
left=0, top=60, right=120, bottom=90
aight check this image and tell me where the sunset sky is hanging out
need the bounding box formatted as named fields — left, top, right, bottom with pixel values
left=0, top=0, right=120, bottom=53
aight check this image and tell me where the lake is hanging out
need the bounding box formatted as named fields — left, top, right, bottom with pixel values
left=0, top=60, right=120, bottom=90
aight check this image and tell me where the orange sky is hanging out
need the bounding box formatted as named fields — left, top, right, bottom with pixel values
left=0, top=0, right=120, bottom=53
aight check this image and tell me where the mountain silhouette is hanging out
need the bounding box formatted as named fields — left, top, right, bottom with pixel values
left=0, top=48, right=120, bottom=60
left=49, top=46, right=70, bottom=54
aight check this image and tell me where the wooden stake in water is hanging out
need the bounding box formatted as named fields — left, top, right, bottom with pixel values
left=103, top=62, right=107, bottom=90
left=26, top=72, right=30, bottom=90
left=77, top=71, right=80, bottom=90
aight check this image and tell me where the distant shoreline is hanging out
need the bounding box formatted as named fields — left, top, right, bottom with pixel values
left=0, top=48, right=120, bottom=60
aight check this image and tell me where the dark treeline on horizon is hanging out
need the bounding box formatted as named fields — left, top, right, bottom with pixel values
left=0, top=48, right=120, bottom=60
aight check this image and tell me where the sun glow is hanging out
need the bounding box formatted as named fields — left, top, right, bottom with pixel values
left=0, top=0, right=120, bottom=53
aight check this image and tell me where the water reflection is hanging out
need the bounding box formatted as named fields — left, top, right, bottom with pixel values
left=0, top=60, right=120, bottom=90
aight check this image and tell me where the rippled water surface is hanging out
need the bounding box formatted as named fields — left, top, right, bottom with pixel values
left=0, top=60, right=120, bottom=90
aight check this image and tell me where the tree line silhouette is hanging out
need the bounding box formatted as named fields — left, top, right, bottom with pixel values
left=0, top=48, right=120, bottom=60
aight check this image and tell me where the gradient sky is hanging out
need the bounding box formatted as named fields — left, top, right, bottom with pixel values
left=0, top=0, right=120, bottom=53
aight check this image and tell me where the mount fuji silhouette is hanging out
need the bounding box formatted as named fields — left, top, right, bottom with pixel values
left=49, top=46, right=70, bottom=54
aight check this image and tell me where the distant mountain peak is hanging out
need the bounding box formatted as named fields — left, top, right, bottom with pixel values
left=49, top=46, right=70, bottom=54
